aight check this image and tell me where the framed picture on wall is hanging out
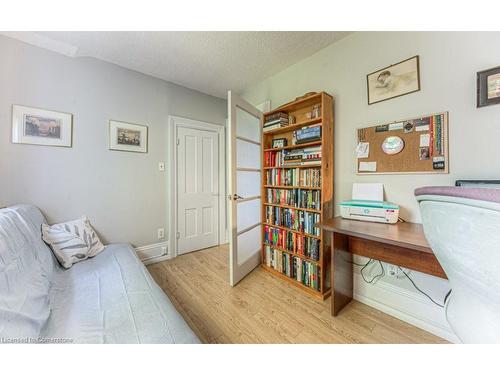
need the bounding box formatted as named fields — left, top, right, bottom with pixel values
left=11, top=105, right=73, bottom=147
left=109, top=120, right=148, bottom=153
left=477, top=66, right=500, bottom=107
left=367, top=55, right=421, bottom=105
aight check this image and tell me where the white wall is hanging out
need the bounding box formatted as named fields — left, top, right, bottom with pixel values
left=242, top=31, right=500, bottom=339
left=0, top=35, right=227, bottom=247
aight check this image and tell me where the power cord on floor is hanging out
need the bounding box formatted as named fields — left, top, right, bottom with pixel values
left=398, top=266, right=451, bottom=308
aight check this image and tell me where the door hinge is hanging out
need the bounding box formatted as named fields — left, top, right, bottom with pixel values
left=177, top=138, right=180, bottom=145
left=176, top=231, right=180, bottom=239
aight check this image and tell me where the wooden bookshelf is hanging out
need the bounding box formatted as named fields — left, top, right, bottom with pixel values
left=261, top=92, right=334, bottom=300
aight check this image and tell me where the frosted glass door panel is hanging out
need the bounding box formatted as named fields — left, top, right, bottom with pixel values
left=237, top=225, right=262, bottom=265
left=236, top=106, right=261, bottom=142
left=236, top=171, right=261, bottom=197
left=228, top=91, right=262, bottom=286
left=237, top=198, right=261, bottom=232
left=236, top=139, right=260, bottom=169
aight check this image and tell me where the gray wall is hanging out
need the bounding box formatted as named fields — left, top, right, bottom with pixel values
left=0, top=35, right=227, bottom=246
left=242, top=31, right=500, bottom=308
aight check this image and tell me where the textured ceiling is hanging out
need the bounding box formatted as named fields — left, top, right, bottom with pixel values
left=9, top=31, right=351, bottom=98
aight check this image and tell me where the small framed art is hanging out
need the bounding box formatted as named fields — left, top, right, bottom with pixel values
left=477, top=66, right=500, bottom=107
left=367, top=56, right=420, bottom=105
left=272, top=138, right=287, bottom=148
left=109, top=120, right=148, bottom=153
left=12, top=105, right=73, bottom=147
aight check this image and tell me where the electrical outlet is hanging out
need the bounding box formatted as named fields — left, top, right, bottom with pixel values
left=387, top=264, right=408, bottom=279
left=157, top=227, right=165, bottom=239
left=387, top=264, right=399, bottom=277
left=158, top=161, right=165, bottom=172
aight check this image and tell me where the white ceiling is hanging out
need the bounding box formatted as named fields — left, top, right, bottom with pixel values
left=4, top=31, right=350, bottom=98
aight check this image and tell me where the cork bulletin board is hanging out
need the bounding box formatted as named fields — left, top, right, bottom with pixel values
left=356, top=112, right=449, bottom=174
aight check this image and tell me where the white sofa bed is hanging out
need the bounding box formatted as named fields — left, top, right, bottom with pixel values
left=0, top=204, right=200, bottom=344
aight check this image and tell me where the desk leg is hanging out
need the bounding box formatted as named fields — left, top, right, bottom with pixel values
left=331, top=232, right=353, bottom=316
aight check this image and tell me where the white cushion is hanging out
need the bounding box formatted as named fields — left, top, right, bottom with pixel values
left=42, top=216, right=105, bottom=268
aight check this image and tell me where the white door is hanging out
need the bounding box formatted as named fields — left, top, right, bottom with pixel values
left=227, top=91, right=263, bottom=286
left=177, top=126, right=219, bottom=255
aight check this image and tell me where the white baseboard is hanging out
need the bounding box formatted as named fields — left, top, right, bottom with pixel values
left=353, top=273, right=459, bottom=343
left=135, top=242, right=169, bottom=265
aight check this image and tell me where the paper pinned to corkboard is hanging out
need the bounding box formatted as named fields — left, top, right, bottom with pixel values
left=356, top=112, right=449, bottom=175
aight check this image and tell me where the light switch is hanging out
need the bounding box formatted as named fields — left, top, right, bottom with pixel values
left=158, top=161, right=165, bottom=172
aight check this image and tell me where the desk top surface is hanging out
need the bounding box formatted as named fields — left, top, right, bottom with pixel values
left=318, top=217, right=432, bottom=253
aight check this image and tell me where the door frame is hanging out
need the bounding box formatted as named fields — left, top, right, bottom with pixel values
left=168, top=115, right=227, bottom=259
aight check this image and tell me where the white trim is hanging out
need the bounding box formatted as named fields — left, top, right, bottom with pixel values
left=353, top=273, right=459, bottom=343
left=0, top=32, right=79, bottom=57
left=135, top=241, right=169, bottom=265
left=168, top=115, right=226, bottom=259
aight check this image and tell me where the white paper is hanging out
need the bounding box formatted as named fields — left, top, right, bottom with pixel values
left=352, top=182, right=383, bottom=201
left=419, top=133, right=430, bottom=147
left=416, top=125, right=430, bottom=132
left=358, top=161, right=377, bottom=173
left=356, top=142, right=369, bottom=158
left=389, top=122, right=404, bottom=131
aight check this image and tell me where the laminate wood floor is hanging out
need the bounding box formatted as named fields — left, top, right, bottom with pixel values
left=148, top=244, right=446, bottom=344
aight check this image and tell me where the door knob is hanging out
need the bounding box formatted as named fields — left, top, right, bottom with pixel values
left=229, top=194, right=244, bottom=201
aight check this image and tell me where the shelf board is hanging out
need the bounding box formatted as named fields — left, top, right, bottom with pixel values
left=263, top=223, right=321, bottom=239
left=264, top=164, right=322, bottom=169
left=263, top=140, right=322, bottom=152
left=261, top=265, right=325, bottom=298
left=263, top=185, right=321, bottom=190
left=262, top=117, right=321, bottom=135
left=263, top=243, right=320, bottom=264
left=264, top=92, right=329, bottom=116
left=263, top=202, right=321, bottom=214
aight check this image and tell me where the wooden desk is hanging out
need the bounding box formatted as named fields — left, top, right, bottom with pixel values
left=318, top=217, right=447, bottom=316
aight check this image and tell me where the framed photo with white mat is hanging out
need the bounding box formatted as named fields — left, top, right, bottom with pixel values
left=109, top=120, right=148, bottom=153
left=12, top=105, right=73, bottom=147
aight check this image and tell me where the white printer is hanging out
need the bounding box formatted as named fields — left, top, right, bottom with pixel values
left=339, top=199, right=399, bottom=224
left=339, top=183, right=399, bottom=224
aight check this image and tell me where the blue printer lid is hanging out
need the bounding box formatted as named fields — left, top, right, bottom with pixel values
left=339, top=200, right=399, bottom=210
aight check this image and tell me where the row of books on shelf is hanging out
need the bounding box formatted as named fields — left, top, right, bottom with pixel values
left=264, top=146, right=321, bottom=167
left=266, top=188, right=321, bottom=210
left=263, top=225, right=320, bottom=261
left=263, top=111, right=289, bottom=131
left=265, top=206, right=321, bottom=236
left=264, top=245, right=321, bottom=291
left=265, top=168, right=321, bottom=188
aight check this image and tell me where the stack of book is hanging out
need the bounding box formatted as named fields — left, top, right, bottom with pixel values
left=264, top=150, right=284, bottom=167
left=264, top=145, right=321, bottom=168
left=265, top=206, right=320, bottom=236
left=301, top=146, right=321, bottom=166
left=263, top=112, right=289, bottom=132
left=265, top=168, right=321, bottom=187
left=283, top=150, right=303, bottom=166
left=266, top=188, right=321, bottom=210
left=299, top=168, right=321, bottom=187
left=294, top=124, right=321, bottom=144
left=263, top=225, right=320, bottom=261
left=264, top=245, right=320, bottom=290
